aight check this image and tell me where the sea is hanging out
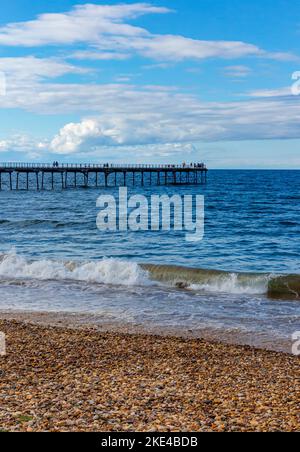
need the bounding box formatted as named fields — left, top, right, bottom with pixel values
left=0, top=169, right=299, bottom=353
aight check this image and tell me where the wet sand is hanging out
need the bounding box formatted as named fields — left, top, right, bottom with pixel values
left=0, top=316, right=299, bottom=432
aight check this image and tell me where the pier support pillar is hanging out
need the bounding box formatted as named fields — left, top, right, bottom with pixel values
left=36, top=172, right=39, bottom=190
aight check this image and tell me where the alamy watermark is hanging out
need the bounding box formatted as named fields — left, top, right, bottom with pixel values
left=96, top=187, right=205, bottom=242
left=291, top=71, right=300, bottom=96
left=292, top=331, right=300, bottom=356
left=0, top=71, right=6, bottom=97
left=0, top=332, right=6, bottom=356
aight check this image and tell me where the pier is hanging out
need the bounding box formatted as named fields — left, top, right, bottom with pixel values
left=0, top=163, right=208, bottom=190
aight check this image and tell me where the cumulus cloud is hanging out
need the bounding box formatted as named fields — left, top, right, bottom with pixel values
left=47, top=88, right=300, bottom=154
left=2, top=83, right=300, bottom=158
left=1, top=65, right=299, bottom=153
left=49, top=115, right=220, bottom=153
left=50, top=119, right=103, bottom=154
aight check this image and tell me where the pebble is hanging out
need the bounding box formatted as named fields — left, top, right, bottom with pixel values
left=0, top=320, right=299, bottom=432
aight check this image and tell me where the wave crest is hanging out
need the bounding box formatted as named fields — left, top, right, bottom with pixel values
left=142, top=264, right=270, bottom=295
left=0, top=251, right=150, bottom=287
left=0, top=252, right=299, bottom=299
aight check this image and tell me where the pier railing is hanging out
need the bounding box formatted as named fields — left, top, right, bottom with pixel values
left=0, top=162, right=207, bottom=189
left=0, top=162, right=207, bottom=170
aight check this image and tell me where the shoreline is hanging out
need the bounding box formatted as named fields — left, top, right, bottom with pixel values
left=0, top=317, right=299, bottom=432
left=0, top=309, right=294, bottom=355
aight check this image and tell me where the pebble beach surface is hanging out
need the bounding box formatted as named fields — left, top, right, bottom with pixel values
left=0, top=319, right=299, bottom=433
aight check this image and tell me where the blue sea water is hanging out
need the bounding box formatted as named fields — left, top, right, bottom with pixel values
left=0, top=169, right=299, bottom=352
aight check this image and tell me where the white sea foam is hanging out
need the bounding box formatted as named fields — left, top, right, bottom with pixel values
left=0, top=251, right=150, bottom=287
left=0, top=251, right=276, bottom=296
left=189, top=273, right=269, bottom=295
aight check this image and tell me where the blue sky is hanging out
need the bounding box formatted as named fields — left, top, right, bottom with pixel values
left=0, top=0, right=300, bottom=167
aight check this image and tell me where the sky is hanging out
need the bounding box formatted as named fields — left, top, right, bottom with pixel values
left=0, top=0, right=300, bottom=168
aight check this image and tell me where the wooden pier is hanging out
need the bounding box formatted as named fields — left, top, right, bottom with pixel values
left=0, top=163, right=208, bottom=190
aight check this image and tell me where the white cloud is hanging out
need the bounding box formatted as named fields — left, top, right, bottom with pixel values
left=50, top=119, right=102, bottom=154
left=120, top=36, right=262, bottom=61
left=0, top=3, right=295, bottom=63
left=45, top=85, right=300, bottom=154
left=224, top=65, right=252, bottom=78
left=1, top=66, right=300, bottom=152
left=70, top=51, right=131, bottom=61
left=2, top=82, right=300, bottom=158
left=248, top=87, right=292, bottom=98
left=0, top=3, right=169, bottom=46
left=0, top=3, right=299, bottom=159
left=263, top=51, right=300, bottom=62
left=0, top=56, right=87, bottom=82
left=0, top=134, right=47, bottom=154
left=114, top=77, right=131, bottom=82
left=52, top=140, right=195, bottom=159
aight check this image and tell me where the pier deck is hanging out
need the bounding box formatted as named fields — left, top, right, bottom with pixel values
left=0, top=163, right=208, bottom=190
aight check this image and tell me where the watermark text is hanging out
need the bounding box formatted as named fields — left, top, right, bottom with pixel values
left=96, top=188, right=205, bottom=242
left=292, top=331, right=300, bottom=356
left=291, top=71, right=300, bottom=96
left=0, top=332, right=6, bottom=357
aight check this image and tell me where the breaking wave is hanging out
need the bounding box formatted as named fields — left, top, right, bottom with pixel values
left=0, top=252, right=299, bottom=299
left=0, top=251, right=149, bottom=287
left=142, top=264, right=271, bottom=295
left=142, top=264, right=300, bottom=299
